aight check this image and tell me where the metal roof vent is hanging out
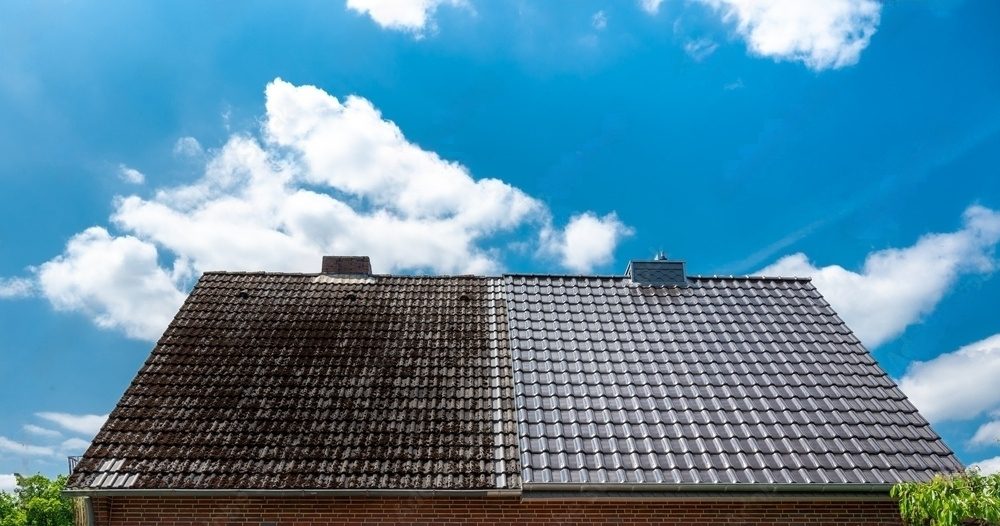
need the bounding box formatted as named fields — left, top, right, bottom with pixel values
left=321, top=256, right=372, bottom=275
left=626, top=253, right=687, bottom=287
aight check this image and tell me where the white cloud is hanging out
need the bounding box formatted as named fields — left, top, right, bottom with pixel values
left=897, top=334, right=1000, bottom=424
left=684, top=38, right=719, bottom=61
left=345, top=0, right=464, bottom=34
left=173, top=136, right=204, bottom=158
left=0, top=416, right=100, bottom=465
left=118, top=164, right=145, bottom=185
left=697, top=0, right=881, bottom=70
left=60, top=437, right=92, bottom=453
left=36, top=228, right=187, bottom=340
left=0, top=474, right=15, bottom=493
left=0, top=277, right=33, bottom=298
left=0, top=433, right=92, bottom=460
left=759, top=206, right=1000, bottom=348
left=22, top=79, right=627, bottom=340
left=639, top=0, right=664, bottom=15
left=36, top=412, right=109, bottom=437
left=592, top=10, right=608, bottom=31
left=971, top=456, right=1000, bottom=475
left=0, top=437, right=55, bottom=457
left=971, top=420, right=1000, bottom=446
left=543, top=212, right=632, bottom=273
left=262, top=80, right=543, bottom=243
left=22, top=424, right=60, bottom=439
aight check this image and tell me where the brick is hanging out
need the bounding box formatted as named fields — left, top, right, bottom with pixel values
left=84, top=495, right=903, bottom=526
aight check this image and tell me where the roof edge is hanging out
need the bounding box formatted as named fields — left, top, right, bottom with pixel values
left=521, top=482, right=893, bottom=495
left=63, top=488, right=522, bottom=498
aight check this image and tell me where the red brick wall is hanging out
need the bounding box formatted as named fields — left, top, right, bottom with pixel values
left=86, top=495, right=903, bottom=526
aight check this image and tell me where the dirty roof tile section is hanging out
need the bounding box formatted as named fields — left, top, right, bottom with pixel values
left=68, top=274, right=519, bottom=491
left=505, top=275, right=963, bottom=487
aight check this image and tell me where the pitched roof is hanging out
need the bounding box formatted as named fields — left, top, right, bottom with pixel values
left=68, top=273, right=520, bottom=491
left=66, top=266, right=963, bottom=494
left=505, top=275, right=963, bottom=487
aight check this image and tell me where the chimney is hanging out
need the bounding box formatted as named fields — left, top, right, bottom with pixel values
left=321, top=256, right=372, bottom=275
left=625, top=252, right=687, bottom=287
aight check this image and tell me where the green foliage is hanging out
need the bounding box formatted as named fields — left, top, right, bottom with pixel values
left=0, top=474, right=73, bottom=526
left=892, top=470, right=1000, bottom=526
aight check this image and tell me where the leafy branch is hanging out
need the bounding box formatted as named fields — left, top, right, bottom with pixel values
left=0, top=474, right=73, bottom=526
left=892, top=470, right=1000, bottom=526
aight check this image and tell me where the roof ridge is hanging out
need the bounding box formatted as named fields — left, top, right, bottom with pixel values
left=200, top=271, right=501, bottom=278
left=502, top=273, right=812, bottom=282
left=198, top=271, right=812, bottom=282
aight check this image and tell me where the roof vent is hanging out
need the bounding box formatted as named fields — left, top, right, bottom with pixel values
left=626, top=254, right=687, bottom=287
left=321, top=256, right=372, bottom=275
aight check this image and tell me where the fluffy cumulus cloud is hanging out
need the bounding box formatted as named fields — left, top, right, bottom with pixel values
left=695, top=0, right=881, bottom=70
left=35, top=412, right=108, bottom=436
left=346, top=0, right=465, bottom=34
left=542, top=212, right=632, bottom=274
left=759, top=206, right=1000, bottom=348
left=36, top=228, right=187, bottom=341
left=897, top=334, right=1000, bottom=424
left=12, top=79, right=627, bottom=340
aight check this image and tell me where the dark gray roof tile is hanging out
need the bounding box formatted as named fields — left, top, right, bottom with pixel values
left=506, top=274, right=963, bottom=487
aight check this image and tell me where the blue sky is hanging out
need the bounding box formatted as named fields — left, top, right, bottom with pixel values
left=1, top=0, right=999, bottom=487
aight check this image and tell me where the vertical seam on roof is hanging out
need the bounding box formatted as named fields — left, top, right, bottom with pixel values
left=488, top=278, right=506, bottom=489
left=503, top=275, right=532, bottom=484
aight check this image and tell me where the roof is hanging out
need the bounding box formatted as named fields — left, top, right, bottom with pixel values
left=505, top=275, right=962, bottom=487
left=66, top=267, right=962, bottom=494
left=68, top=273, right=520, bottom=491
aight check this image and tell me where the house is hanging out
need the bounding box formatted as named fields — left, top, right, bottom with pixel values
left=64, top=255, right=962, bottom=525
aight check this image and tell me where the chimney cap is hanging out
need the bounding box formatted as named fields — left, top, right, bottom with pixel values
left=321, top=256, right=372, bottom=275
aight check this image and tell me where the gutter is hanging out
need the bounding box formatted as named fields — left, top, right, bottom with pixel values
left=62, top=488, right=522, bottom=498
left=519, top=483, right=896, bottom=501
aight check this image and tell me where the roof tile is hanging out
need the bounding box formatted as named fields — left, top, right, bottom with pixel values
left=505, top=275, right=963, bottom=487
left=69, top=274, right=519, bottom=490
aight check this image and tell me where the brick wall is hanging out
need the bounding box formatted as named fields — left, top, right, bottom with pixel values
left=85, top=495, right=904, bottom=526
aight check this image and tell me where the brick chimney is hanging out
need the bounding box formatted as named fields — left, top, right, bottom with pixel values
left=626, top=252, right=687, bottom=286
left=321, top=256, right=372, bottom=275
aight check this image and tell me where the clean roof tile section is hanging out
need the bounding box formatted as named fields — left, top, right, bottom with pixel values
left=69, top=274, right=520, bottom=491
left=505, top=275, right=963, bottom=487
